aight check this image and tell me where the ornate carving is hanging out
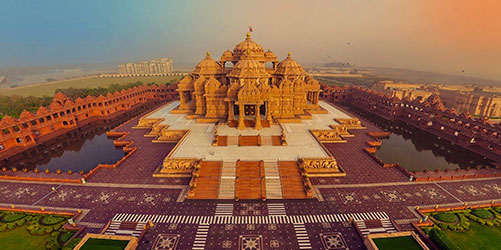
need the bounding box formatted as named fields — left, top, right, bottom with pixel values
left=161, top=158, right=199, bottom=172
left=135, top=118, right=163, bottom=129
left=156, top=129, right=187, bottom=142
left=310, top=129, right=344, bottom=142
left=300, top=157, right=339, bottom=170
left=334, top=118, right=365, bottom=129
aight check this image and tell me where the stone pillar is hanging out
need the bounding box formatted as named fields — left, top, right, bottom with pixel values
left=228, top=101, right=234, bottom=121
left=266, top=102, right=272, bottom=124
left=179, top=91, right=186, bottom=109
left=238, top=103, right=246, bottom=130
left=255, top=104, right=263, bottom=130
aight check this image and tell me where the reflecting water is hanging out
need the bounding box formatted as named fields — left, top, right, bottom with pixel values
left=33, top=132, right=125, bottom=172
left=2, top=104, right=154, bottom=173
left=346, top=105, right=493, bottom=171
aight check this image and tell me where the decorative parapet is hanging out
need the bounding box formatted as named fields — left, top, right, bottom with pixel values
left=153, top=158, right=200, bottom=177
left=329, top=124, right=354, bottom=137
left=145, top=124, right=168, bottom=137
left=299, top=157, right=344, bottom=177
left=310, top=129, right=347, bottom=143
left=162, top=158, right=199, bottom=171
left=153, top=129, right=187, bottom=143
left=334, top=118, right=366, bottom=129
left=132, top=118, right=164, bottom=129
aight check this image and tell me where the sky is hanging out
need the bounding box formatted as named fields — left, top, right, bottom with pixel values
left=1, top=0, right=500, bottom=80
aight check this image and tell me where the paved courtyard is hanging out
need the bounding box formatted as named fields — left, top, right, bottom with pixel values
left=145, top=101, right=351, bottom=161
left=1, top=103, right=500, bottom=250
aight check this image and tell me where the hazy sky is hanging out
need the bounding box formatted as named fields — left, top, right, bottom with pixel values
left=1, top=0, right=500, bottom=80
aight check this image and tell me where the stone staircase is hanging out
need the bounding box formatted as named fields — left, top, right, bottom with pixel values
left=264, top=161, right=283, bottom=199
left=235, top=161, right=263, bottom=200
left=354, top=219, right=398, bottom=236
left=192, top=161, right=222, bottom=199
left=104, top=220, right=146, bottom=238
left=218, top=161, right=236, bottom=199
left=278, top=161, right=308, bottom=199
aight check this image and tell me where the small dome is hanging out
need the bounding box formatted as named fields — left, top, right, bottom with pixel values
left=220, top=49, right=234, bottom=61
left=233, top=32, right=265, bottom=58
left=264, top=50, right=278, bottom=62
left=275, top=52, right=305, bottom=75
left=178, top=75, right=194, bottom=90
left=192, top=52, right=223, bottom=75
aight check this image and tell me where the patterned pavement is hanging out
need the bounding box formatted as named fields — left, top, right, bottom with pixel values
left=1, top=104, right=500, bottom=250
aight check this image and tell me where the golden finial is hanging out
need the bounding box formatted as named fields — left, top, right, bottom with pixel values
left=246, top=32, right=251, bottom=39
left=206, top=51, right=211, bottom=57
left=287, top=51, right=291, bottom=57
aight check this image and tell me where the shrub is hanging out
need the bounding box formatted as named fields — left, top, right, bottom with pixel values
left=434, top=212, right=457, bottom=223
left=429, top=228, right=461, bottom=250
left=41, top=215, right=66, bottom=225
left=62, top=238, right=81, bottom=250
left=6, top=223, right=17, bottom=230
left=0, top=224, right=6, bottom=231
left=3, top=212, right=26, bottom=222
left=471, top=209, right=492, bottom=219
left=60, top=230, right=75, bottom=243
left=36, top=228, right=46, bottom=235
left=494, top=207, right=501, bottom=213
left=15, top=218, right=26, bottom=226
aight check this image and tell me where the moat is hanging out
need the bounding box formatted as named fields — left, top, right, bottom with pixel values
left=345, top=105, right=494, bottom=171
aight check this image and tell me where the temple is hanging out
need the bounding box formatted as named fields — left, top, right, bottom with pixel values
left=175, top=32, right=322, bottom=129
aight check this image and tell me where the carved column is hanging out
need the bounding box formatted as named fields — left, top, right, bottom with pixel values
left=238, top=103, right=246, bottom=130
left=255, top=104, right=262, bottom=130
left=266, top=102, right=272, bottom=124
left=228, top=101, right=234, bottom=121
left=179, top=91, right=186, bottom=109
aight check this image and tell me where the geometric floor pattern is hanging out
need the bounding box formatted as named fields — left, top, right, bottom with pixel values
left=112, top=211, right=389, bottom=225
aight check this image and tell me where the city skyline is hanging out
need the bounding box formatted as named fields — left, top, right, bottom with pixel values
left=1, top=0, right=500, bottom=81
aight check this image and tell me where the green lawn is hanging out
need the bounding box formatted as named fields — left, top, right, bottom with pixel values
left=373, top=236, right=424, bottom=250
left=444, top=222, right=501, bottom=250
left=80, top=238, right=129, bottom=250
left=0, top=211, right=75, bottom=250
left=0, top=225, right=52, bottom=250
left=0, top=75, right=181, bottom=97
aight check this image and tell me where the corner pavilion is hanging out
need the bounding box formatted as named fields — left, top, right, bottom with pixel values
left=175, top=32, right=322, bottom=129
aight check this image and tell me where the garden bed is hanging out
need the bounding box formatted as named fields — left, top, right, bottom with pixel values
left=421, top=207, right=501, bottom=250
left=0, top=210, right=77, bottom=250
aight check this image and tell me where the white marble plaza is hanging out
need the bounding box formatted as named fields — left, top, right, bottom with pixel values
left=146, top=101, right=351, bottom=161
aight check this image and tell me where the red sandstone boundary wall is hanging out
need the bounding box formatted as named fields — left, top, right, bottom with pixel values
left=0, top=83, right=178, bottom=160
left=322, top=85, right=501, bottom=159
left=322, top=85, right=501, bottom=181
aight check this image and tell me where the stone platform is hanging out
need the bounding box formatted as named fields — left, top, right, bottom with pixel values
left=144, top=101, right=351, bottom=162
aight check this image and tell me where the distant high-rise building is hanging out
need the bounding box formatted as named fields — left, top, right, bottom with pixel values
left=118, top=58, right=173, bottom=75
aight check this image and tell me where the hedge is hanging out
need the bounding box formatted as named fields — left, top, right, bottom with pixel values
left=433, top=213, right=457, bottom=223
left=471, top=209, right=492, bottom=219
left=429, top=228, right=461, bottom=250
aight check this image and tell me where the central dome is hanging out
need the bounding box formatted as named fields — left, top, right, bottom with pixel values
left=233, top=32, right=265, bottom=58
left=227, top=51, right=269, bottom=79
